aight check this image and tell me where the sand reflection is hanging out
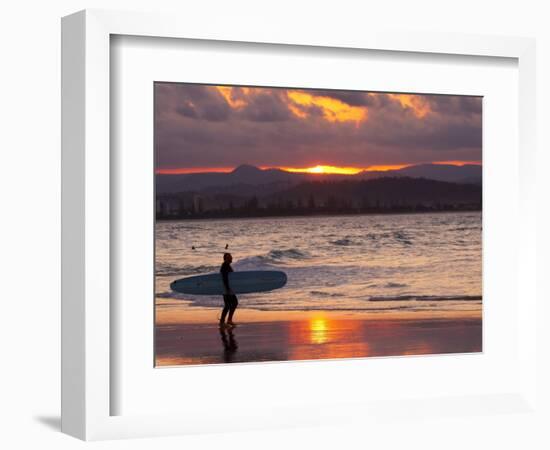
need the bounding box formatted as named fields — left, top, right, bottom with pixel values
left=287, top=316, right=370, bottom=360
left=220, top=327, right=238, bottom=363
left=309, top=317, right=329, bottom=344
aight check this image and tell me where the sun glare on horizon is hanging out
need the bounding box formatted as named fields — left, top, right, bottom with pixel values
left=155, top=160, right=481, bottom=175
left=281, top=164, right=412, bottom=175
left=283, top=165, right=363, bottom=175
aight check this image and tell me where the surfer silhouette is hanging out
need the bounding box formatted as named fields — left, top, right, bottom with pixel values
left=220, top=253, right=238, bottom=328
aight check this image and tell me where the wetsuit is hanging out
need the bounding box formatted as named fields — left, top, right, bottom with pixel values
left=220, top=262, right=238, bottom=323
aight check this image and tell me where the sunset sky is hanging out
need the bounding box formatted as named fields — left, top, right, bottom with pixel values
left=155, top=83, right=482, bottom=174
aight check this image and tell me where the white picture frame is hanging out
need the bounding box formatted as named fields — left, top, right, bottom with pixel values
left=61, top=9, right=538, bottom=441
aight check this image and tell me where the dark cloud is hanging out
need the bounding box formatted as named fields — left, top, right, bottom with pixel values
left=154, top=83, right=482, bottom=170
left=175, top=103, right=198, bottom=119
left=427, top=95, right=482, bottom=116
left=241, top=91, right=291, bottom=122
left=156, top=84, right=230, bottom=122
left=172, top=85, right=231, bottom=122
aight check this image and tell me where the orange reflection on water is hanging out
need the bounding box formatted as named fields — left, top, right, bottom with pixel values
left=287, top=315, right=370, bottom=360
left=309, top=317, right=329, bottom=344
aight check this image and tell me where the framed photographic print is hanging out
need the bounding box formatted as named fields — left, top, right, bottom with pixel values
left=61, top=9, right=539, bottom=441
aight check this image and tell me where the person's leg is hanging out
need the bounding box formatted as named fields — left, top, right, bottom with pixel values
left=220, top=295, right=230, bottom=325
left=220, top=305, right=229, bottom=325
left=227, top=296, right=238, bottom=324
left=227, top=307, right=235, bottom=324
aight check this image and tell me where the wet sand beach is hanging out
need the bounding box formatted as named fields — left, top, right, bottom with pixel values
left=155, top=308, right=482, bottom=366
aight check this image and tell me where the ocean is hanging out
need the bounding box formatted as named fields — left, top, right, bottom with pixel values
left=155, top=212, right=482, bottom=316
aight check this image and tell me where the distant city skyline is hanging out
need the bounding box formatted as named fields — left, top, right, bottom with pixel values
left=155, top=83, right=482, bottom=173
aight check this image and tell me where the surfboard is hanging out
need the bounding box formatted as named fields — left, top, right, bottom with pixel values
left=170, top=270, right=287, bottom=296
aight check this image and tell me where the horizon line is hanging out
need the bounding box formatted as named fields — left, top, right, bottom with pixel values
left=156, top=160, right=482, bottom=175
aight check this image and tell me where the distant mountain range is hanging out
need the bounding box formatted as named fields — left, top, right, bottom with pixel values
left=156, top=163, right=482, bottom=195
left=379, top=163, right=482, bottom=184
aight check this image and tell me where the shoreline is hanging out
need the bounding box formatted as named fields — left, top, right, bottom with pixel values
left=155, top=304, right=482, bottom=325
left=156, top=209, right=481, bottom=223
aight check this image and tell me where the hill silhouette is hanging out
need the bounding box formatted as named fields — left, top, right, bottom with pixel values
left=156, top=163, right=482, bottom=194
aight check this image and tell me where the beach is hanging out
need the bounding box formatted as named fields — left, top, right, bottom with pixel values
left=155, top=307, right=482, bottom=366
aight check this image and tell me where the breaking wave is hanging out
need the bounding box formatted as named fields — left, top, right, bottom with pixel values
left=267, top=248, right=309, bottom=260
left=156, top=264, right=217, bottom=277
left=234, top=248, right=309, bottom=269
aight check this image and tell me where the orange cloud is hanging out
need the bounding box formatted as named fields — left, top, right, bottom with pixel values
left=287, top=91, right=368, bottom=124
left=388, top=94, right=431, bottom=118
left=287, top=102, right=308, bottom=119
left=216, top=86, right=248, bottom=109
